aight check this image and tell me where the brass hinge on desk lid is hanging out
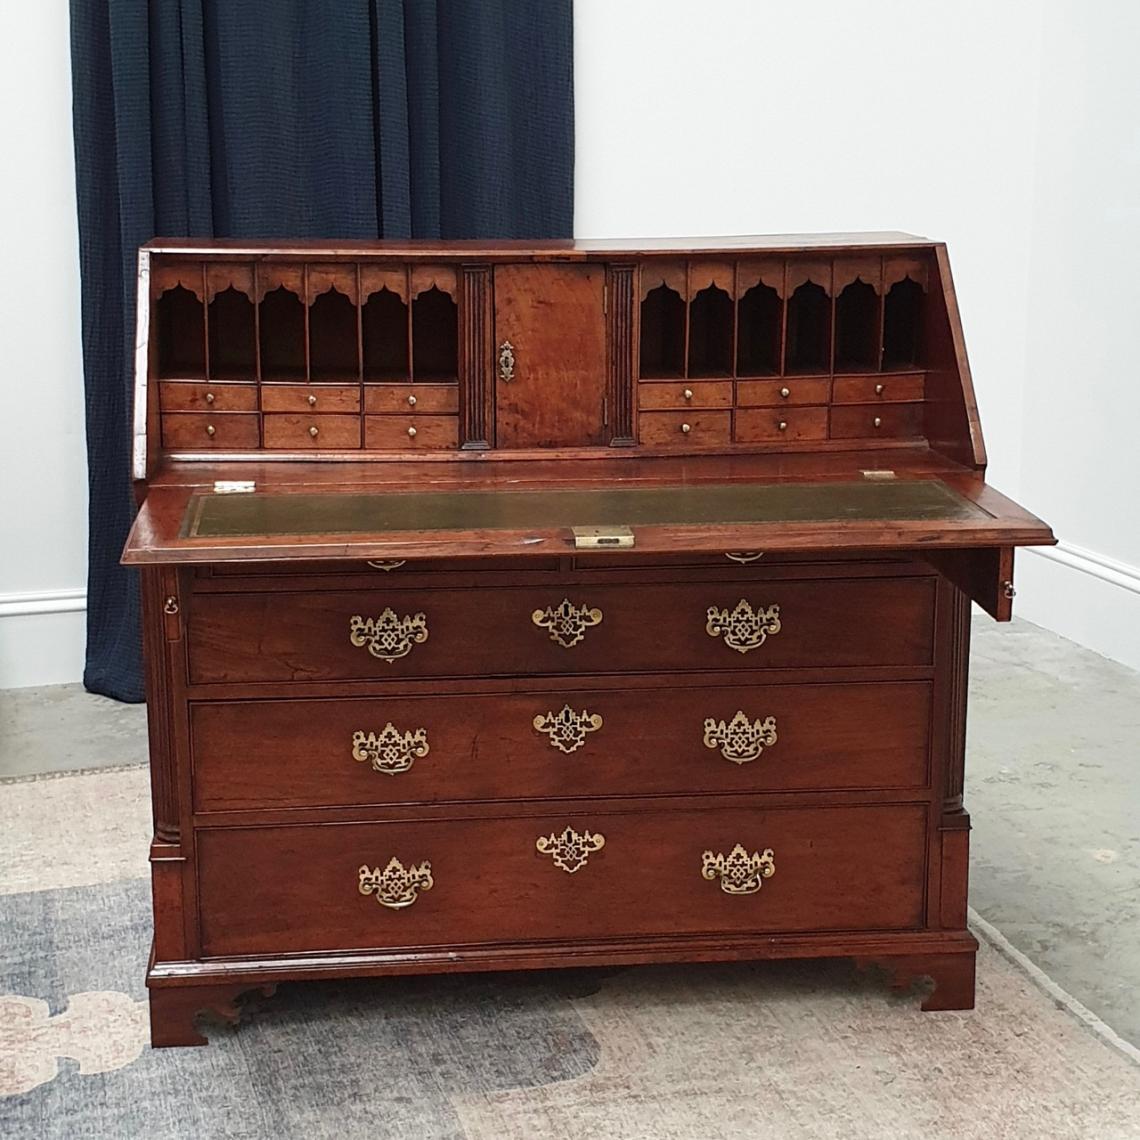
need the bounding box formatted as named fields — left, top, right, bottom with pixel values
left=213, top=480, right=256, bottom=493
left=572, top=525, right=634, bottom=549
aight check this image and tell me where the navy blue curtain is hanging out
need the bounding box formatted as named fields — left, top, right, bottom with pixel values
left=69, top=1, right=574, bottom=701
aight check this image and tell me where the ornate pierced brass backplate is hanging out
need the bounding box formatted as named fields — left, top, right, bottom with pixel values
left=351, top=724, right=430, bottom=775
left=358, top=857, right=434, bottom=909
left=531, top=598, right=603, bottom=648
left=701, top=844, right=776, bottom=895
left=533, top=705, right=603, bottom=754
left=349, top=608, right=429, bottom=662
left=702, top=711, right=778, bottom=764
left=535, top=826, right=606, bottom=873
left=706, top=599, right=782, bottom=654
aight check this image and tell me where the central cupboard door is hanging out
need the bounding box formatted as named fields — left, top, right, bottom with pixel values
left=494, top=264, right=608, bottom=447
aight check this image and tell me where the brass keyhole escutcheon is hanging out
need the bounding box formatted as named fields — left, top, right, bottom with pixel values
left=499, top=340, right=515, bottom=382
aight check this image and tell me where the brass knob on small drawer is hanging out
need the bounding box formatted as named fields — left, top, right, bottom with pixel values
left=681, top=422, right=692, bottom=434
left=407, top=426, right=417, bottom=438
left=683, top=388, right=694, bottom=401
left=778, top=420, right=788, bottom=432
left=309, top=425, right=319, bottom=437
left=875, top=383, right=885, bottom=395
left=205, top=424, right=216, bottom=437
left=780, top=386, right=790, bottom=399
left=873, top=416, right=883, bottom=428
left=703, top=711, right=778, bottom=764
left=352, top=724, right=429, bottom=774
left=205, top=392, right=215, bottom=404
left=359, top=858, right=433, bottom=909
left=407, top=394, right=417, bottom=407
left=308, top=394, right=317, bottom=406
left=701, top=844, right=776, bottom=895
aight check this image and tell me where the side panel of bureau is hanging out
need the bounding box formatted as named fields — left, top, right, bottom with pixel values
left=196, top=804, right=928, bottom=956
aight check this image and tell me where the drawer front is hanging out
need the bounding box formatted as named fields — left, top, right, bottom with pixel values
left=159, top=382, right=257, bottom=413
left=260, top=385, right=361, bottom=413
left=186, top=578, right=936, bottom=683
left=263, top=413, right=361, bottom=449
left=734, top=406, right=829, bottom=443
left=161, top=413, right=259, bottom=449
left=638, top=380, right=733, bottom=410
left=830, top=403, right=924, bottom=440
left=191, top=681, right=932, bottom=810
left=364, top=415, right=459, bottom=449
left=736, top=378, right=830, bottom=407
left=832, top=373, right=925, bottom=404
left=364, top=384, right=459, bottom=415
left=638, top=410, right=731, bottom=446
left=197, top=804, right=928, bottom=956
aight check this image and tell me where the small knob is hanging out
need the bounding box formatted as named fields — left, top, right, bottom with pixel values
left=680, top=422, right=692, bottom=434
left=309, top=425, right=319, bottom=437
left=683, top=388, right=694, bottom=401
left=205, top=392, right=215, bottom=404
left=875, top=383, right=885, bottom=395
left=308, top=394, right=317, bottom=406
left=873, top=416, right=883, bottom=428
left=780, top=387, right=790, bottom=399
left=205, top=424, right=216, bottom=437
left=778, top=420, right=788, bottom=432
left=407, top=394, right=417, bottom=407
left=407, top=426, right=417, bottom=438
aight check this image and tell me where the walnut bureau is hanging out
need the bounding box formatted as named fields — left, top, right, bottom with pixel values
left=123, top=234, right=1054, bottom=1046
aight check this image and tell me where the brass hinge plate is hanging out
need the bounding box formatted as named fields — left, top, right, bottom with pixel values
left=213, top=480, right=256, bottom=494
left=572, top=525, right=634, bottom=549
left=861, top=469, right=897, bottom=480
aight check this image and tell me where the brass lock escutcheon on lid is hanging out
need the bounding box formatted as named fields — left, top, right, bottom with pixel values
left=572, top=525, right=634, bottom=550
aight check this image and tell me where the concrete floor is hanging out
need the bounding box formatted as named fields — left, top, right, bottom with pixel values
left=1, top=617, right=1137, bottom=1046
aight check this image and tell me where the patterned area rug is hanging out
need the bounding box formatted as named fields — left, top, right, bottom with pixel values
left=2, top=766, right=1139, bottom=1140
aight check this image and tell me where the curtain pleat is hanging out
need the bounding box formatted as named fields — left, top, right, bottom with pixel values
left=69, top=0, right=574, bottom=700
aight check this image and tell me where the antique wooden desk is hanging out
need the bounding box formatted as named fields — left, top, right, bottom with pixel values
left=123, top=234, right=1053, bottom=1046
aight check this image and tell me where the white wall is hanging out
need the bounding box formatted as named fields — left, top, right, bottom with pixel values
left=0, top=2, right=89, bottom=687
left=0, top=1, right=1137, bottom=688
left=576, top=0, right=1140, bottom=670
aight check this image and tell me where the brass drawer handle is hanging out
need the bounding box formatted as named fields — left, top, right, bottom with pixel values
left=366, top=559, right=406, bottom=572
left=532, top=598, right=603, bottom=648
left=706, top=599, right=781, bottom=654
left=724, top=551, right=764, bottom=564
left=352, top=724, right=429, bottom=775
left=359, top=858, right=433, bottom=909
left=349, top=608, right=429, bottom=662
left=701, top=844, right=776, bottom=895
left=536, top=826, right=605, bottom=873
left=499, top=340, right=515, bottom=382
left=533, top=705, right=603, bottom=754
left=703, top=712, right=777, bottom=764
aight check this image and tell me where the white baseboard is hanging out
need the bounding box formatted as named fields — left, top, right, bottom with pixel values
left=0, top=588, right=87, bottom=688
left=1018, top=542, right=1140, bottom=673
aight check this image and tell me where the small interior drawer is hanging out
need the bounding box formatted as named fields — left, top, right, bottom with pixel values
left=638, top=410, right=731, bottom=446
left=161, top=413, right=259, bottom=449
left=832, top=374, right=925, bottom=404
left=734, top=406, right=829, bottom=443
left=260, top=385, right=361, bottom=414
left=364, top=384, right=460, bottom=415
left=735, top=378, right=831, bottom=407
left=263, top=414, right=361, bottom=449
left=159, top=382, right=257, bottom=413
left=364, top=415, right=459, bottom=449
left=830, top=403, right=924, bottom=440
left=638, top=380, right=733, bottom=410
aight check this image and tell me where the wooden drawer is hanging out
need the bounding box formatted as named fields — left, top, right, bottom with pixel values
left=734, top=406, right=829, bottom=443
left=185, top=577, right=936, bottom=683
left=639, top=410, right=731, bottom=446
left=196, top=804, right=928, bottom=956
left=191, top=681, right=932, bottom=810
left=736, top=378, right=830, bottom=407
left=263, top=413, right=361, bottom=449
left=832, top=374, right=925, bottom=404
left=161, top=413, right=259, bottom=449
left=364, top=384, right=459, bottom=415
left=364, top=415, right=459, bottom=449
left=638, top=380, right=733, bottom=410
left=830, top=403, right=924, bottom=440
left=260, top=385, right=361, bottom=413
left=159, top=382, right=257, bottom=413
